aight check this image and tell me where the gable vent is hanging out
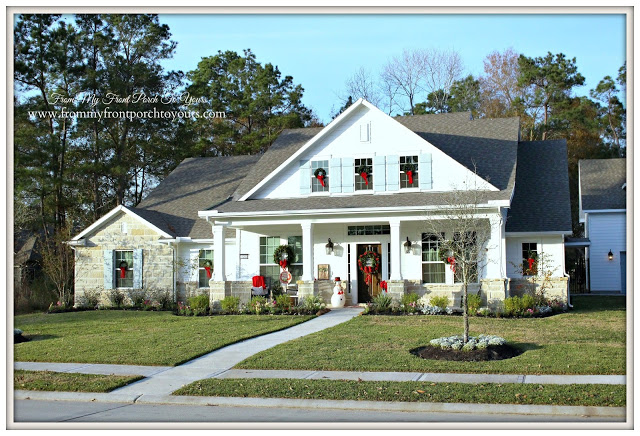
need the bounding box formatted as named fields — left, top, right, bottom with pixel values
left=360, top=123, right=370, bottom=142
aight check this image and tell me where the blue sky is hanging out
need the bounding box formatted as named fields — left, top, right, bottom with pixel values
left=110, top=14, right=631, bottom=123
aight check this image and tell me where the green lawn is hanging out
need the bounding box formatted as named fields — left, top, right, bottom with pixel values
left=173, top=378, right=625, bottom=407
left=14, top=311, right=313, bottom=366
left=14, top=370, right=143, bottom=393
left=236, top=296, right=626, bottom=375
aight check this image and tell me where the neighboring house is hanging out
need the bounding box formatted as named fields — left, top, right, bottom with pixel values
left=70, top=99, right=572, bottom=308
left=14, top=229, right=43, bottom=292
left=578, top=158, right=627, bottom=293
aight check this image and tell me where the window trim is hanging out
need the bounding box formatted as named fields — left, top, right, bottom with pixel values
left=522, top=242, right=538, bottom=276
left=310, top=160, right=330, bottom=194
left=115, top=250, right=134, bottom=289
left=421, top=233, right=445, bottom=284
left=354, top=157, right=374, bottom=192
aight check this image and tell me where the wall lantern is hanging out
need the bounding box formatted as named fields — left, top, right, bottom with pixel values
left=325, top=238, right=334, bottom=255
left=404, top=237, right=412, bottom=254
left=608, top=250, right=614, bottom=260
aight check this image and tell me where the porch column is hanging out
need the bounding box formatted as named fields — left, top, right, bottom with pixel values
left=389, top=219, right=403, bottom=280
left=212, top=224, right=227, bottom=281
left=301, top=221, right=314, bottom=281
left=485, top=213, right=503, bottom=278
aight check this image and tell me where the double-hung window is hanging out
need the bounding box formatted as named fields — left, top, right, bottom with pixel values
left=198, top=249, right=214, bottom=288
left=421, top=233, right=445, bottom=284
left=354, top=158, right=373, bottom=191
left=311, top=160, right=329, bottom=193
left=400, top=155, right=419, bottom=188
left=115, top=250, right=133, bottom=288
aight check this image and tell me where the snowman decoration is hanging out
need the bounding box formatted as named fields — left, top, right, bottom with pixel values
left=331, top=277, right=345, bottom=308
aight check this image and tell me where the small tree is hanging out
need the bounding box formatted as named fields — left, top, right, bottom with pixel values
left=423, top=179, right=496, bottom=343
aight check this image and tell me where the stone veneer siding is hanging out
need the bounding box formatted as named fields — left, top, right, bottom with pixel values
left=73, top=213, right=174, bottom=307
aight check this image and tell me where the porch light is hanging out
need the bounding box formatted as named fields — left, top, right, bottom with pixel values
left=326, top=238, right=334, bottom=255
left=608, top=250, right=614, bottom=260
left=404, top=237, right=412, bottom=254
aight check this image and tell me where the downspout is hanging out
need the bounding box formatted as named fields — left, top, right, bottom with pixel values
left=561, top=233, right=572, bottom=309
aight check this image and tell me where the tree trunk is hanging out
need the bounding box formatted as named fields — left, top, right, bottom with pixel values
left=463, top=281, right=469, bottom=343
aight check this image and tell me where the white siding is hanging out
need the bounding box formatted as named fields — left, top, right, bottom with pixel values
left=254, top=104, right=495, bottom=199
left=586, top=212, right=626, bottom=291
left=176, top=240, right=236, bottom=285
left=505, top=235, right=566, bottom=278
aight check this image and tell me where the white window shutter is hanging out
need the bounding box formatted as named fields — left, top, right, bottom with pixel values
left=341, top=158, right=355, bottom=193
left=386, top=155, right=399, bottom=191
left=329, top=158, right=342, bottom=193
left=419, top=153, right=432, bottom=190
left=133, top=249, right=143, bottom=289
left=299, top=160, right=311, bottom=195
left=373, top=155, right=386, bottom=192
left=103, top=250, right=114, bottom=289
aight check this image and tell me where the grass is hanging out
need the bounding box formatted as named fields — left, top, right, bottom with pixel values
left=173, top=378, right=626, bottom=408
left=14, top=311, right=313, bottom=366
left=236, top=296, right=626, bottom=375
left=14, top=370, right=143, bottom=393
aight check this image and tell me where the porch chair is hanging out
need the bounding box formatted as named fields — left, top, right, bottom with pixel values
left=251, top=275, right=268, bottom=297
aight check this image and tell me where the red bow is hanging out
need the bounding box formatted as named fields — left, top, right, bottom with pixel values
left=317, top=174, right=325, bottom=187
left=407, top=170, right=413, bottom=185
left=447, top=257, right=456, bottom=273
left=360, top=172, right=369, bottom=185
left=119, top=267, right=126, bottom=279
left=279, top=260, right=287, bottom=269
left=380, top=280, right=388, bottom=291
left=204, top=266, right=212, bottom=279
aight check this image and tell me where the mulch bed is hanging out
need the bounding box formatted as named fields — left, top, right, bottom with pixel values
left=14, top=333, right=30, bottom=344
left=411, top=344, right=522, bottom=362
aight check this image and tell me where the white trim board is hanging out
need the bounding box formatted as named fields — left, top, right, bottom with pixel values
left=71, top=205, right=173, bottom=240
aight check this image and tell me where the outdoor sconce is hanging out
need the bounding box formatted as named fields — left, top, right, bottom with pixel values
left=326, top=238, right=334, bottom=255
left=608, top=250, right=614, bottom=260
left=404, top=237, right=412, bottom=254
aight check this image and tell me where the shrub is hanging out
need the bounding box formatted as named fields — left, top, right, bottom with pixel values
left=47, top=300, right=69, bottom=313
left=187, top=294, right=210, bottom=315
left=371, top=293, right=393, bottom=313
left=400, top=292, right=420, bottom=313
left=176, top=301, right=193, bottom=316
left=220, top=296, right=241, bottom=314
left=429, top=295, right=450, bottom=310
left=503, top=295, right=537, bottom=317
left=80, top=289, right=101, bottom=309
left=477, top=307, right=491, bottom=317
left=250, top=296, right=268, bottom=315
left=109, top=289, right=126, bottom=308
left=275, top=294, right=291, bottom=312
left=429, top=334, right=506, bottom=351
left=270, top=282, right=284, bottom=297
left=129, top=290, right=146, bottom=308
left=300, top=295, right=326, bottom=312
left=466, top=293, right=483, bottom=314
left=151, top=290, right=174, bottom=311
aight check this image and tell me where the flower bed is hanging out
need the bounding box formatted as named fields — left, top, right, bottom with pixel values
left=429, top=334, right=506, bottom=351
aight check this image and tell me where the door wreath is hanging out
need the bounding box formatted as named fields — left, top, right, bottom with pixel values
left=357, top=250, right=380, bottom=285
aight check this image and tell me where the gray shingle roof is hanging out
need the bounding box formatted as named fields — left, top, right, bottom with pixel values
left=506, top=140, right=572, bottom=233
left=135, top=155, right=260, bottom=238
left=580, top=158, right=626, bottom=211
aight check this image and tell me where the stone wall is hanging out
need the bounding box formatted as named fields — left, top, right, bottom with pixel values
left=509, top=277, right=569, bottom=303
left=208, top=280, right=260, bottom=309
left=74, top=212, right=174, bottom=307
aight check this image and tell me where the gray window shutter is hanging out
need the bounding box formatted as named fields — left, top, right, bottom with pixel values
left=419, top=153, right=432, bottom=190
left=373, top=155, right=386, bottom=192
left=133, top=248, right=143, bottom=289
left=386, top=155, right=399, bottom=191
left=299, top=160, right=311, bottom=195
left=329, top=158, right=342, bottom=193
left=341, top=157, right=354, bottom=193
left=103, top=250, right=114, bottom=290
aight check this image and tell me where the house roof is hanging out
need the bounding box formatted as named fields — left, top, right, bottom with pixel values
left=579, top=158, right=627, bottom=211
left=135, top=155, right=261, bottom=238
left=506, top=140, right=573, bottom=233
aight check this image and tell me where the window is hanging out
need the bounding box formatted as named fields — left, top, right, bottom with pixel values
left=198, top=249, right=214, bottom=288
left=287, top=236, right=303, bottom=282
left=311, top=160, right=329, bottom=192
left=354, top=158, right=373, bottom=191
left=115, top=250, right=133, bottom=288
left=454, top=232, right=478, bottom=283
left=347, top=225, right=390, bottom=236
left=260, top=236, right=280, bottom=289
left=400, top=155, right=419, bottom=188
left=522, top=242, right=538, bottom=275
left=421, top=234, right=445, bottom=284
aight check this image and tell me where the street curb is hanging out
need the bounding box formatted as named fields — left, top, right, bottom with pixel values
left=14, top=390, right=626, bottom=418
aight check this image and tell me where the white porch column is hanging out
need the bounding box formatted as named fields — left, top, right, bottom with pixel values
left=212, top=224, right=227, bottom=281
left=301, top=221, right=314, bottom=281
left=389, top=219, right=403, bottom=280
left=485, top=212, right=504, bottom=278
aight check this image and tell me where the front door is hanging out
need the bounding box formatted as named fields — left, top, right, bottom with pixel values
left=357, top=244, right=382, bottom=303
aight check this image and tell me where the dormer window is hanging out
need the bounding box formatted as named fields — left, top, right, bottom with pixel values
left=311, top=160, right=329, bottom=192
left=355, top=158, right=373, bottom=191
left=400, top=155, right=419, bottom=188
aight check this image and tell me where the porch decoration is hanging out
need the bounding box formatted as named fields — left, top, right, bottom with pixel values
left=525, top=251, right=538, bottom=274
left=331, top=277, right=345, bottom=308
left=356, top=164, right=371, bottom=186
left=358, top=250, right=380, bottom=285
left=402, top=162, right=417, bottom=185
left=273, top=245, right=295, bottom=270
left=203, top=260, right=212, bottom=279
left=118, top=261, right=128, bottom=279
left=438, top=248, right=456, bottom=272
left=314, top=167, right=327, bottom=187
left=380, top=280, right=388, bottom=292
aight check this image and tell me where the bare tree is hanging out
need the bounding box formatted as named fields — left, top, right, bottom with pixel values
left=423, top=179, right=495, bottom=343
left=381, top=49, right=425, bottom=115
left=343, top=67, right=382, bottom=107
left=420, top=48, right=464, bottom=113
left=479, top=48, right=522, bottom=117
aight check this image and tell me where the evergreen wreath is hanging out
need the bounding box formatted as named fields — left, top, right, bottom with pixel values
left=313, top=167, right=327, bottom=178
left=356, top=164, right=371, bottom=175
left=273, top=245, right=295, bottom=268
left=357, top=250, right=380, bottom=273
left=119, top=261, right=129, bottom=269
left=202, top=260, right=212, bottom=268
left=401, top=162, right=417, bottom=173
left=438, top=247, right=455, bottom=265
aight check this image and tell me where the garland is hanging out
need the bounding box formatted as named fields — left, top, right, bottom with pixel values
left=357, top=250, right=380, bottom=285
left=203, top=260, right=212, bottom=279
left=402, top=162, right=417, bottom=185
left=356, top=164, right=371, bottom=186
left=314, top=167, right=327, bottom=187
left=118, top=261, right=128, bottom=279
left=273, top=245, right=295, bottom=270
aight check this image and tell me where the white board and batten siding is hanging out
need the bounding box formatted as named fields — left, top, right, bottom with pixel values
left=254, top=104, right=494, bottom=200
left=505, top=235, right=566, bottom=279
left=586, top=212, right=626, bottom=292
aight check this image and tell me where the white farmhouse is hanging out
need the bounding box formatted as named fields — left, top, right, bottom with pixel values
left=70, top=99, right=572, bottom=308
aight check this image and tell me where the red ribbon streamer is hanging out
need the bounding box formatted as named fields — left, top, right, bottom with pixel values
left=527, top=258, right=535, bottom=271
left=119, top=267, right=126, bottom=279
left=317, top=174, right=325, bottom=187
left=279, top=260, right=287, bottom=269
left=407, top=170, right=413, bottom=185
left=204, top=266, right=212, bottom=279
left=360, top=172, right=369, bottom=185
